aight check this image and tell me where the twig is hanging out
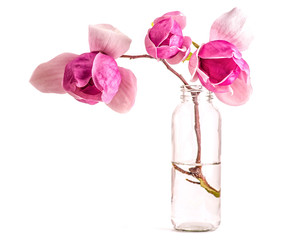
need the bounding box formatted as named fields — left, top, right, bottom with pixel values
left=161, top=59, right=189, bottom=86
left=121, top=53, right=219, bottom=198
left=121, top=54, right=189, bottom=86
left=172, top=163, right=220, bottom=198
left=186, top=179, right=200, bottom=184
left=121, top=54, right=154, bottom=59
left=192, top=92, right=201, bottom=164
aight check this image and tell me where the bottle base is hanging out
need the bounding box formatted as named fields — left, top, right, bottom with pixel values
left=173, top=222, right=219, bottom=232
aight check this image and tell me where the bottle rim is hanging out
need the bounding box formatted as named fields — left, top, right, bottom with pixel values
left=180, top=85, right=213, bottom=101
left=180, top=85, right=203, bottom=93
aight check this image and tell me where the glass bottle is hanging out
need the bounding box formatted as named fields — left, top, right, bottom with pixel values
left=171, top=85, right=221, bottom=231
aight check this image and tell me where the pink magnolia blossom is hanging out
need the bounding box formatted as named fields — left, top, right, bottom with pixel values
left=145, top=11, right=191, bottom=64
left=30, top=24, right=137, bottom=113
left=188, top=8, right=253, bottom=106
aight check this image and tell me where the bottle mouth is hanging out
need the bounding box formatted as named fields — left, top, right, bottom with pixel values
left=180, top=85, right=213, bottom=102
left=180, top=85, right=203, bottom=93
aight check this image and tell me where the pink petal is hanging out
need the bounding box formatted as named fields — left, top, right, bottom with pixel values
left=233, top=57, right=250, bottom=82
left=89, top=24, right=131, bottom=59
left=197, top=68, right=231, bottom=93
left=30, top=53, right=78, bottom=94
left=107, top=67, right=137, bottom=113
left=145, top=31, right=158, bottom=58
left=63, top=52, right=102, bottom=105
left=149, top=18, right=174, bottom=47
left=209, top=8, right=253, bottom=51
left=166, top=34, right=183, bottom=47
left=214, top=65, right=241, bottom=86
left=167, top=36, right=192, bottom=64
left=70, top=81, right=102, bottom=105
left=92, top=53, right=121, bottom=104
left=154, top=11, right=186, bottom=29
left=198, top=40, right=241, bottom=59
left=66, top=91, right=100, bottom=105
left=188, top=49, right=199, bottom=82
left=168, top=20, right=183, bottom=40
left=63, top=52, right=97, bottom=89
left=157, top=45, right=180, bottom=59
left=197, top=68, right=217, bottom=92
left=199, top=58, right=240, bottom=85
left=215, top=71, right=252, bottom=106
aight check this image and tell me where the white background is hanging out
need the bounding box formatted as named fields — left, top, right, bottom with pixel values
left=0, top=0, right=285, bottom=239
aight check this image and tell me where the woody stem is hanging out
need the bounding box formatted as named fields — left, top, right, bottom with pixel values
left=160, top=59, right=189, bottom=86
left=192, top=92, right=201, bottom=164
left=120, top=54, right=189, bottom=86
left=172, top=162, right=220, bottom=198
left=121, top=54, right=217, bottom=197
left=121, top=54, right=154, bottom=59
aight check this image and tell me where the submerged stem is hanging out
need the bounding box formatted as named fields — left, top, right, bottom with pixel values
left=198, top=176, right=221, bottom=198
left=172, top=163, right=220, bottom=198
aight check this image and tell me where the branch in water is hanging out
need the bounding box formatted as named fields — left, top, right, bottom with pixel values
left=186, top=178, right=200, bottom=185
left=172, top=162, right=220, bottom=198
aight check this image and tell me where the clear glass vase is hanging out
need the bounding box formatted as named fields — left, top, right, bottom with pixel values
left=171, top=85, right=221, bottom=232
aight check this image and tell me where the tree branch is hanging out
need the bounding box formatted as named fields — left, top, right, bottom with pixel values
left=121, top=54, right=154, bottom=59
left=120, top=54, right=189, bottom=86
left=192, top=92, right=201, bottom=164
left=121, top=53, right=218, bottom=198
left=161, top=59, right=189, bottom=86
left=172, top=163, right=220, bottom=198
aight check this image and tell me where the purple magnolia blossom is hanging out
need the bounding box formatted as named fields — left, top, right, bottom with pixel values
left=63, top=52, right=121, bottom=105
left=189, top=8, right=253, bottom=106
left=145, top=11, right=191, bottom=64
left=30, top=24, right=137, bottom=113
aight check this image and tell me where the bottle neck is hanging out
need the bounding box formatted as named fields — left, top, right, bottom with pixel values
left=180, top=85, right=213, bottom=103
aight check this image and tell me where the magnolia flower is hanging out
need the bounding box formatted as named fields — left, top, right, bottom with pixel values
left=145, top=11, right=192, bottom=64
left=30, top=24, right=137, bottom=113
left=188, top=8, right=253, bottom=106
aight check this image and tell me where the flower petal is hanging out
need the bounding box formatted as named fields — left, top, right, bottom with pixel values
left=200, top=57, right=240, bottom=85
left=107, top=67, right=137, bottom=113
left=233, top=57, right=250, bottom=82
left=197, top=68, right=231, bottom=93
left=209, top=7, right=253, bottom=51
left=63, top=52, right=97, bottom=89
left=215, top=71, right=252, bottom=105
left=157, top=45, right=180, bottom=59
left=89, top=24, right=131, bottom=59
left=63, top=52, right=102, bottom=104
left=30, top=53, right=78, bottom=94
left=198, top=40, right=241, bottom=59
left=154, top=11, right=186, bottom=29
left=167, top=36, right=192, bottom=65
left=66, top=90, right=100, bottom=105
left=188, top=49, right=199, bottom=82
left=145, top=31, right=158, bottom=58
left=197, top=68, right=216, bottom=92
left=149, top=18, right=174, bottom=47
left=92, top=53, right=121, bottom=104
